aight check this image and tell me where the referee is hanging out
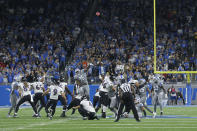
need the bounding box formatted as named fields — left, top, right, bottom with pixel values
left=114, top=79, right=140, bottom=122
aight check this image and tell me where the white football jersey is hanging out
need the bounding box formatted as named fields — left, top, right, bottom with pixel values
left=49, top=85, right=63, bottom=100
left=75, top=85, right=82, bottom=99
left=18, top=83, right=31, bottom=96
left=80, top=99, right=95, bottom=113
left=99, top=76, right=113, bottom=92
left=99, top=83, right=108, bottom=92
left=11, top=81, right=19, bottom=91
left=31, top=82, right=44, bottom=93
left=94, top=91, right=100, bottom=97
left=59, top=82, right=68, bottom=92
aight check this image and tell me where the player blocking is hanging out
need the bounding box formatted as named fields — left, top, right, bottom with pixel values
left=43, top=79, right=66, bottom=120
left=13, top=82, right=39, bottom=118
left=31, top=78, right=46, bottom=117
left=7, top=68, right=169, bottom=122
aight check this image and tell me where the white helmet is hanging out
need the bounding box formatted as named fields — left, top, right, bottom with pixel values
left=75, top=68, right=80, bottom=74
left=129, top=80, right=138, bottom=85
left=139, top=79, right=146, bottom=85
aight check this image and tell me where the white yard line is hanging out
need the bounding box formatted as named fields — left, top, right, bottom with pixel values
left=1, top=119, right=68, bottom=131
left=17, top=119, right=68, bottom=130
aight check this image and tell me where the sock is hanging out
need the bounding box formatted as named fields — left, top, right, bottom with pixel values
left=143, top=110, right=147, bottom=117
left=144, top=106, right=153, bottom=113
left=103, top=106, right=107, bottom=112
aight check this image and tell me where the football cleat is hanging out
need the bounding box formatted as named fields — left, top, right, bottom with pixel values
left=83, top=117, right=88, bottom=120
left=60, top=113, right=66, bottom=117
left=36, top=114, right=40, bottom=118
left=71, top=109, right=76, bottom=115
left=114, top=116, right=120, bottom=122
left=123, top=112, right=129, bottom=118
left=38, top=113, right=41, bottom=117
left=13, top=114, right=18, bottom=118
left=101, top=112, right=106, bottom=118
left=95, top=116, right=99, bottom=120
left=48, top=113, right=52, bottom=120
left=95, top=108, right=99, bottom=113
left=136, top=119, right=141, bottom=122
left=7, top=114, right=12, bottom=118
left=32, top=114, right=37, bottom=117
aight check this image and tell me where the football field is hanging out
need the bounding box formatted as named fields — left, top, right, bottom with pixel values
left=0, top=106, right=197, bottom=131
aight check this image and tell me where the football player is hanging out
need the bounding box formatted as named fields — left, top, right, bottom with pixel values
left=151, top=76, right=167, bottom=118
left=43, top=79, right=65, bottom=120
left=134, top=95, right=147, bottom=118
left=7, top=82, right=19, bottom=117
left=74, top=69, right=90, bottom=100
left=73, top=96, right=99, bottom=120
left=59, top=79, right=74, bottom=117
left=137, top=79, right=153, bottom=114
left=31, top=78, right=45, bottom=117
left=99, top=74, right=110, bottom=118
left=13, top=82, right=38, bottom=118
left=107, top=75, right=118, bottom=117
left=93, top=89, right=100, bottom=109
left=66, top=82, right=82, bottom=115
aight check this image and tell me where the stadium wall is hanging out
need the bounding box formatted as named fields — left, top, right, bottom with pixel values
left=0, top=84, right=197, bottom=106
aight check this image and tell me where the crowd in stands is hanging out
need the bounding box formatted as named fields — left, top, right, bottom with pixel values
left=67, top=0, right=196, bottom=83
left=0, top=0, right=196, bottom=84
left=0, top=0, right=88, bottom=83
left=156, top=0, right=197, bottom=72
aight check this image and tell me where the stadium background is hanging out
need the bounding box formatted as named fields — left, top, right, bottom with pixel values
left=0, top=0, right=196, bottom=106
left=0, top=0, right=197, bottom=131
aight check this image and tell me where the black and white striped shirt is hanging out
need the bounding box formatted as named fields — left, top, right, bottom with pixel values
left=120, top=83, right=131, bottom=93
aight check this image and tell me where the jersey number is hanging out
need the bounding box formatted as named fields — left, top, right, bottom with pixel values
left=154, top=86, right=159, bottom=91
left=53, top=89, right=57, bottom=95
left=36, top=85, right=40, bottom=90
left=23, top=86, right=27, bottom=91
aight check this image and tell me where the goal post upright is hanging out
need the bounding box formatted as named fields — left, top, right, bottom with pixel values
left=153, top=0, right=196, bottom=105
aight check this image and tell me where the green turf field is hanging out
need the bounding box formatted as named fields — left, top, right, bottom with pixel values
left=0, top=106, right=197, bottom=131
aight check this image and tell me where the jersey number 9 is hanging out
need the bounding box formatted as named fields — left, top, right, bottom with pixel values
left=53, top=89, right=57, bottom=95
left=23, top=86, right=28, bottom=91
